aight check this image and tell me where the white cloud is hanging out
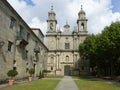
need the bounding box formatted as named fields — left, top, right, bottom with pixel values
left=29, top=17, right=47, bottom=35
left=7, top=0, right=120, bottom=35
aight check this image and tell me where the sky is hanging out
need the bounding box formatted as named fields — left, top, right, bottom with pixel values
left=7, top=0, right=120, bottom=35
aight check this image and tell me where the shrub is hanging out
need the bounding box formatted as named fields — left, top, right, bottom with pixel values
left=43, top=70, right=47, bottom=73
left=39, top=71, right=44, bottom=79
left=7, top=70, right=18, bottom=78
left=43, top=70, right=51, bottom=73
left=29, top=68, right=35, bottom=76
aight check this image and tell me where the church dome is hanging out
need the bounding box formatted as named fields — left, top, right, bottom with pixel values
left=48, top=5, right=57, bottom=21
left=64, top=24, right=70, bottom=28
left=49, top=9, right=55, bottom=14
left=78, top=5, right=85, bottom=15
left=64, top=21, right=70, bottom=28
left=48, top=5, right=56, bottom=17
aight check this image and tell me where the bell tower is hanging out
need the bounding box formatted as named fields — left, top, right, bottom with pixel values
left=77, top=5, right=88, bottom=32
left=47, top=5, right=57, bottom=33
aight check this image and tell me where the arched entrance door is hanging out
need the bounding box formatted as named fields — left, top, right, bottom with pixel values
left=64, top=65, right=70, bottom=76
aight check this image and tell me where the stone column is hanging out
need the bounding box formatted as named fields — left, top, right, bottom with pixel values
left=56, top=37, right=58, bottom=50
left=74, top=53, right=77, bottom=68
left=74, top=38, right=77, bottom=50
left=74, top=36, right=77, bottom=50
left=58, top=55, right=60, bottom=69
left=56, top=53, right=60, bottom=69
left=57, top=37, right=60, bottom=50
left=56, top=54, right=58, bottom=69
left=76, top=38, right=78, bottom=50
left=75, top=54, right=78, bottom=68
left=57, top=38, right=59, bottom=50
left=73, top=37, right=75, bottom=50
left=73, top=53, right=75, bottom=68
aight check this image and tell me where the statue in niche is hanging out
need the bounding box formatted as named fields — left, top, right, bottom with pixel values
left=50, top=23, right=53, bottom=31
left=66, top=56, right=69, bottom=62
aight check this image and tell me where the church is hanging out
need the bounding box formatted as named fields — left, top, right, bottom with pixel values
left=46, top=5, right=89, bottom=75
left=0, top=0, right=90, bottom=82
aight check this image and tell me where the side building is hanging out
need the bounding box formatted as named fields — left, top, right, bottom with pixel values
left=0, top=0, right=48, bottom=82
left=46, top=6, right=89, bottom=76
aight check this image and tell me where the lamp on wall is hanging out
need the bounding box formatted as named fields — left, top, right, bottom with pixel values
left=0, top=41, right=4, bottom=47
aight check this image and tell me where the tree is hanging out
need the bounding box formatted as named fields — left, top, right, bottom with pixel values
left=79, top=21, right=120, bottom=76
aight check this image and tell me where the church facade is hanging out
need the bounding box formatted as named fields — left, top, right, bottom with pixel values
left=46, top=6, right=89, bottom=75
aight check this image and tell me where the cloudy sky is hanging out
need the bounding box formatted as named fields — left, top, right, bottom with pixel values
left=7, top=0, right=120, bottom=35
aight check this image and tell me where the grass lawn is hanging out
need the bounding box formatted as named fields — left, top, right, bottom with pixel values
left=73, top=76, right=120, bottom=90
left=0, top=79, right=60, bottom=90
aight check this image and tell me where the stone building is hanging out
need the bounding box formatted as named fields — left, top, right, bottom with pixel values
left=46, top=6, right=89, bottom=75
left=32, top=28, right=44, bottom=43
left=0, top=0, right=48, bottom=82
